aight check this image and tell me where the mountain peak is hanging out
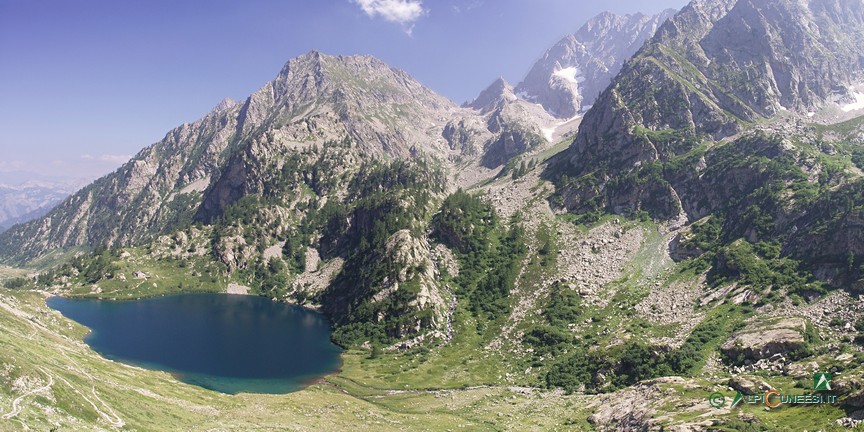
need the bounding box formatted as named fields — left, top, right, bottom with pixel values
left=212, top=97, right=238, bottom=113
left=515, top=9, right=675, bottom=118
left=464, top=77, right=515, bottom=111
left=232, top=51, right=458, bottom=136
left=268, top=51, right=410, bottom=99
left=276, top=51, right=387, bottom=77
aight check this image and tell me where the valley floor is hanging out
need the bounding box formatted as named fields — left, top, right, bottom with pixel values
left=0, top=289, right=592, bottom=431
left=1, top=259, right=862, bottom=430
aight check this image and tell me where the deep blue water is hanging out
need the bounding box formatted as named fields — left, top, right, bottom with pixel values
left=47, top=293, right=342, bottom=394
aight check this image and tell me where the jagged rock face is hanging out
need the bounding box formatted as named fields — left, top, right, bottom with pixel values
left=698, top=0, right=864, bottom=114
left=235, top=51, right=459, bottom=159
left=554, top=0, right=864, bottom=218
left=458, top=78, right=552, bottom=168
left=376, top=229, right=447, bottom=327
left=0, top=99, right=242, bottom=262
left=199, top=55, right=556, bottom=219
left=515, top=10, right=675, bottom=118
left=782, top=182, right=864, bottom=288
left=464, top=77, right=516, bottom=113
left=567, top=0, right=864, bottom=181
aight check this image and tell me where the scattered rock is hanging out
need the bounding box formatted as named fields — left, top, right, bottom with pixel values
left=728, top=376, right=758, bottom=395
left=835, top=410, right=864, bottom=428
left=226, top=283, right=250, bottom=295
left=261, top=242, right=284, bottom=261
left=721, top=318, right=807, bottom=362
left=835, top=377, right=864, bottom=407
left=728, top=376, right=773, bottom=395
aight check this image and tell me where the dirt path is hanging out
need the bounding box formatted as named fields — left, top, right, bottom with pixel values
left=53, top=374, right=125, bottom=428
left=2, top=369, right=54, bottom=421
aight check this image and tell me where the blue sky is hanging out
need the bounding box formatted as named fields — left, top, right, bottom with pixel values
left=0, top=0, right=687, bottom=181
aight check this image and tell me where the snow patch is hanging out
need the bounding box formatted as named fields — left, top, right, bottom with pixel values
left=842, top=92, right=864, bottom=112
left=516, top=91, right=534, bottom=101
left=807, top=112, right=815, bottom=118
left=552, top=67, right=583, bottom=85
left=541, top=114, right=582, bottom=142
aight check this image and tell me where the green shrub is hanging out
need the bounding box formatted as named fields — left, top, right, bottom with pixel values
left=3, top=277, right=28, bottom=289
left=432, top=192, right=527, bottom=324
left=523, top=326, right=572, bottom=356
left=544, top=283, right=581, bottom=326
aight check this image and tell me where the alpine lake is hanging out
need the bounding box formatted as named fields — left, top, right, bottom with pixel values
left=47, top=293, right=343, bottom=394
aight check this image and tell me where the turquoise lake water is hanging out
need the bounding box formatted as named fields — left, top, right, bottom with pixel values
left=47, top=293, right=342, bottom=394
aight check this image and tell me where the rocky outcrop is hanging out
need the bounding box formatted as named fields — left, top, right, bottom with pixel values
left=515, top=10, right=675, bottom=118
left=721, top=318, right=808, bottom=362
left=728, top=375, right=773, bottom=395
left=320, top=226, right=449, bottom=340
left=835, top=377, right=864, bottom=408
left=377, top=230, right=447, bottom=326
left=587, top=376, right=690, bottom=432
left=782, top=186, right=864, bottom=287
left=841, top=389, right=864, bottom=408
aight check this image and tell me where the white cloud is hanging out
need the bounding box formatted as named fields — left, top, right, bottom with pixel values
left=452, top=1, right=483, bottom=14
left=352, top=0, right=426, bottom=32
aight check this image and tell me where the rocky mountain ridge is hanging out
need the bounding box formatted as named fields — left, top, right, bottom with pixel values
left=514, top=9, right=676, bottom=118
left=0, top=181, right=82, bottom=233
left=0, top=97, right=244, bottom=261
left=0, top=52, right=549, bottom=262
left=556, top=0, right=864, bottom=184
left=0, top=5, right=689, bottom=263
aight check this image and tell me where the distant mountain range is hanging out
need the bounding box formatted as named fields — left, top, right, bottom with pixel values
left=7, top=0, right=864, bottom=297
left=0, top=179, right=87, bottom=233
